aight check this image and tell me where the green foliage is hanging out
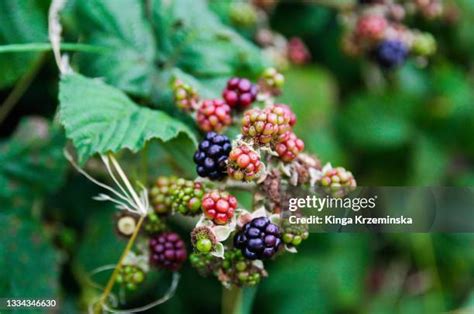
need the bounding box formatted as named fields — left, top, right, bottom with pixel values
left=0, top=214, right=60, bottom=304
left=75, top=0, right=156, bottom=97
left=0, top=117, right=67, bottom=214
left=59, top=73, right=196, bottom=163
left=0, top=0, right=48, bottom=88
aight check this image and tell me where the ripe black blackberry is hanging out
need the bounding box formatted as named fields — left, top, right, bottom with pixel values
left=193, top=132, right=232, bottom=180
left=234, top=217, right=282, bottom=260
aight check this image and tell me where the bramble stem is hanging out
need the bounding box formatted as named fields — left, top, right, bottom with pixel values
left=94, top=215, right=146, bottom=314
left=222, top=286, right=243, bottom=314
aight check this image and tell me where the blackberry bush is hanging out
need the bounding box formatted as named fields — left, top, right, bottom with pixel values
left=340, top=0, right=443, bottom=68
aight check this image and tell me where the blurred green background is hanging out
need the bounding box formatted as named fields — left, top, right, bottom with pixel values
left=1, top=0, right=474, bottom=313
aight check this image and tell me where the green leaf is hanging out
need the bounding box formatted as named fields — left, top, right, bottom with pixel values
left=0, top=214, right=60, bottom=304
left=409, top=135, right=448, bottom=185
left=75, top=0, right=156, bottom=96
left=0, top=117, right=67, bottom=214
left=0, top=0, right=48, bottom=88
left=153, top=0, right=267, bottom=79
left=59, top=73, right=197, bottom=163
left=337, top=93, right=416, bottom=150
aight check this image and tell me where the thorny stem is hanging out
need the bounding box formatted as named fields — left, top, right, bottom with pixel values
left=0, top=53, right=47, bottom=125
left=222, top=286, right=244, bottom=314
left=94, top=215, right=146, bottom=314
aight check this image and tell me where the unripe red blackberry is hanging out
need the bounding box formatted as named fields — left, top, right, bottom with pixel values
left=227, top=144, right=263, bottom=181
left=241, top=105, right=291, bottom=146
left=287, top=37, right=311, bottom=65
left=149, top=232, right=187, bottom=271
left=221, top=249, right=264, bottom=286
left=172, top=79, right=199, bottom=112
left=170, top=178, right=205, bottom=216
left=150, top=176, right=178, bottom=215
left=196, top=99, right=232, bottom=133
left=116, top=265, right=146, bottom=291
left=319, top=165, right=357, bottom=198
left=222, top=77, right=258, bottom=110
left=355, top=15, right=388, bottom=42
left=202, top=190, right=238, bottom=225
left=275, top=132, right=304, bottom=162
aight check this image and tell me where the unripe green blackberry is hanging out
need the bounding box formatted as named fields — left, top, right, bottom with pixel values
left=191, top=226, right=217, bottom=253
left=318, top=165, right=357, bottom=198
left=281, top=219, right=309, bottom=247
left=150, top=176, right=178, bottom=215
left=172, top=79, right=199, bottom=112
left=229, top=2, right=257, bottom=28
left=221, top=249, right=264, bottom=287
left=411, top=32, right=437, bottom=56
left=190, top=252, right=221, bottom=276
left=170, top=179, right=205, bottom=216
left=143, top=212, right=167, bottom=235
left=259, top=67, right=285, bottom=96
left=115, top=265, right=146, bottom=291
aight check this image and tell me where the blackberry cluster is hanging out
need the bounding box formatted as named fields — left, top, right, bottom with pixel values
left=234, top=217, right=282, bottom=260
left=342, top=0, right=442, bottom=68
left=149, top=232, right=187, bottom=271
left=193, top=132, right=232, bottom=180
left=222, top=77, right=258, bottom=110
